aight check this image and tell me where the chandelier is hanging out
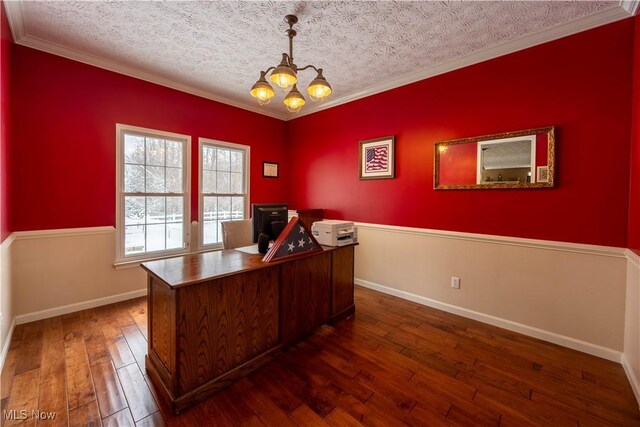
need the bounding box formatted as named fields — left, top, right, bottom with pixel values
left=250, top=15, right=332, bottom=113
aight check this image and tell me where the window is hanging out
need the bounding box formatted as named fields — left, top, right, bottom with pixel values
left=116, top=124, right=190, bottom=263
left=199, top=138, right=250, bottom=248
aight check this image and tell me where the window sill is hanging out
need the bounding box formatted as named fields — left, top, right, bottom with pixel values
left=113, top=247, right=223, bottom=270
left=114, top=252, right=186, bottom=270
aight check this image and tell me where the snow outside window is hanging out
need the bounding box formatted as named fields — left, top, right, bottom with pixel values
left=116, top=125, right=191, bottom=263
left=199, top=138, right=250, bottom=248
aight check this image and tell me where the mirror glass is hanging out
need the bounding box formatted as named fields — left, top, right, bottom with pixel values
left=434, top=127, right=555, bottom=190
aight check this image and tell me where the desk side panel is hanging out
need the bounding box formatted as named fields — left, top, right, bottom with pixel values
left=149, top=275, right=175, bottom=380
left=176, top=267, right=279, bottom=395
left=281, top=252, right=331, bottom=346
left=331, top=245, right=356, bottom=322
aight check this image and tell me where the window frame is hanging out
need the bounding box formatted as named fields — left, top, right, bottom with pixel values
left=198, top=138, right=250, bottom=250
left=115, top=123, right=192, bottom=265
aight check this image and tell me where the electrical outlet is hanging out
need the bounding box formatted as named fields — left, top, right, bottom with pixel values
left=451, top=276, right=460, bottom=289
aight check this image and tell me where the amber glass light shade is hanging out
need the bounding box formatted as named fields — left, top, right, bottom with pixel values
left=250, top=72, right=275, bottom=105
left=283, top=84, right=306, bottom=113
left=270, top=54, right=297, bottom=89
left=307, top=69, right=332, bottom=102
left=250, top=16, right=332, bottom=112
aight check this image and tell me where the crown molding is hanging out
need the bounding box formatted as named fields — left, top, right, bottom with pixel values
left=3, top=0, right=288, bottom=121
left=3, top=1, right=25, bottom=43
left=14, top=34, right=289, bottom=121
left=621, top=0, right=640, bottom=15
left=294, top=3, right=635, bottom=119
left=4, top=1, right=636, bottom=122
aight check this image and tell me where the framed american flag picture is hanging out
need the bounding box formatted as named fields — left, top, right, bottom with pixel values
left=359, top=136, right=395, bottom=180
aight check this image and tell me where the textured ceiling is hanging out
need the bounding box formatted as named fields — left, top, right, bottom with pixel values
left=482, top=139, right=533, bottom=170
left=5, top=1, right=635, bottom=119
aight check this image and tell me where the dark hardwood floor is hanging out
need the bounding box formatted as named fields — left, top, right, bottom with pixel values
left=1, top=286, right=639, bottom=426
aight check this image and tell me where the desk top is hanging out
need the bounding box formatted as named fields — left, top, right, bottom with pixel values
left=141, top=245, right=350, bottom=289
left=234, top=244, right=269, bottom=255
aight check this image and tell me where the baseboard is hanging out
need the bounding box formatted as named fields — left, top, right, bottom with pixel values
left=15, top=288, right=147, bottom=325
left=622, top=355, right=640, bottom=408
left=0, top=317, right=16, bottom=373
left=355, top=278, right=622, bottom=363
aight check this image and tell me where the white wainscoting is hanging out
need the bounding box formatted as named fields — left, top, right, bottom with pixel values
left=0, top=222, right=637, bottom=404
left=1, top=227, right=149, bottom=370
left=624, top=250, right=640, bottom=405
left=353, top=222, right=627, bottom=362
left=0, top=233, right=15, bottom=372
left=10, top=227, right=147, bottom=321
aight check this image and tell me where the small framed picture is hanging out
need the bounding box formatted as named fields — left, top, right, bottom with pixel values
left=359, top=136, right=395, bottom=180
left=536, top=166, right=549, bottom=183
left=262, top=161, right=279, bottom=178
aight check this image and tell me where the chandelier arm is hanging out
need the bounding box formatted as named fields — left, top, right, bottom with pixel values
left=251, top=15, right=330, bottom=112
left=296, top=65, right=320, bottom=73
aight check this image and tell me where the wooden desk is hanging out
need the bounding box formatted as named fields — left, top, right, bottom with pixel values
left=142, top=244, right=355, bottom=414
left=296, top=208, right=323, bottom=229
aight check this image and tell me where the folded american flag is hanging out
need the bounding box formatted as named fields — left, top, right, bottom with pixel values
left=262, top=217, right=323, bottom=262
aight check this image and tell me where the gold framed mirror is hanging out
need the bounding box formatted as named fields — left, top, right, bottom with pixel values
left=434, top=126, right=555, bottom=190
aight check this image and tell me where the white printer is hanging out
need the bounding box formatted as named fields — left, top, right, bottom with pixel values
left=311, top=220, right=358, bottom=247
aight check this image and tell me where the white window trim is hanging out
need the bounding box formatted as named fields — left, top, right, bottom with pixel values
left=198, top=137, right=250, bottom=250
left=115, top=123, right=192, bottom=265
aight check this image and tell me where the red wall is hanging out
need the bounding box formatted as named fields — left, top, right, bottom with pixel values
left=287, top=19, right=634, bottom=247
left=10, top=46, right=287, bottom=231
left=628, top=15, right=640, bottom=255
left=6, top=17, right=637, bottom=249
left=0, top=1, right=11, bottom=242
